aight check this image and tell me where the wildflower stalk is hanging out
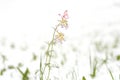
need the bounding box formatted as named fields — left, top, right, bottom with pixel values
left=40, top=25, right=60, bottom=80
left=40, top=10, right=68, bottom=80
left=46, top=25, right=59, bottom=80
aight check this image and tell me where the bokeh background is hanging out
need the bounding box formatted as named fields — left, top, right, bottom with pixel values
left=0, top=0, right=120, bottom=80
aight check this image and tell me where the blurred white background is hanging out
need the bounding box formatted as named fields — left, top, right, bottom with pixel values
left=0, top=0, right=120, bottom=80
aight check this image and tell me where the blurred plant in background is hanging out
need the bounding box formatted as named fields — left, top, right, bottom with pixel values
left=89, top=32, right=120, bottom=80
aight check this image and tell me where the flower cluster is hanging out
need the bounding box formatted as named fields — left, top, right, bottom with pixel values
left=55, top=10, right=69, bottom=43
left=55, top=31, right=65, bottom=43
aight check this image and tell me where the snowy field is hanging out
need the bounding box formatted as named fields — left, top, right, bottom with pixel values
left=0, top=0, right=120, bottom=80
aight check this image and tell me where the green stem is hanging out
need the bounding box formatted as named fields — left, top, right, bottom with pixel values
left=40, top=25, right=59, bottom=80
left=106, top=64, right=114, bottom=80
left=46, top=25, right=59, bottom=80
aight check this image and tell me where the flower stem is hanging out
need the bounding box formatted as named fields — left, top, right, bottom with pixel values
left=40, top=25, right=59, bottom=80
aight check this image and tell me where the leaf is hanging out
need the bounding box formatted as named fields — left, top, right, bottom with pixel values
left=1, top=54, right=7, bottom=63
left=8, top=65, right=15, bottom=69
left=24, top=68, right=29, bottom=77
left=106, top=65, right=114, bottom=80
left=116, top=55, right=120, bottom=60
left=17, top=67, right=24, bottom=75
left=0, top=68, right=6, bottom=75
left=32, top=53, right=37, bottom=61
left=17, top=68, right=29, bottom=80
left=90, top=58, right=97, bottom=78
left=82, top=76, right=86, bottom=80
left=18, top=63, right=23, bottom=67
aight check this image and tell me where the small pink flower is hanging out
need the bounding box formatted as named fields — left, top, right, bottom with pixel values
left=58, top=10, right=69, bottom=29
left=59, top=10, right=69, bottom=19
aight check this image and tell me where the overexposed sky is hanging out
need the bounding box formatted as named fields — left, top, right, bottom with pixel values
left=0, top=0, right=120, bottom=42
